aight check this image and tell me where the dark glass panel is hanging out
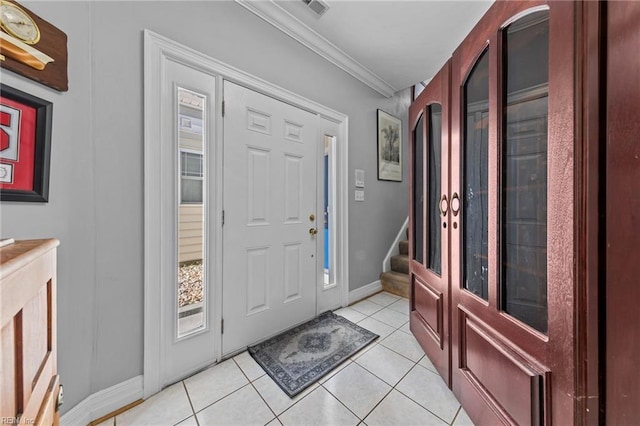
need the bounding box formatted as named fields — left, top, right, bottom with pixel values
left=427, top=104, right=442, bottom=275
left=463, top=50, right=489, bottom=300
left=413, top=115, right=424, bottom=264
left=501, top=10, right=549, bottom=333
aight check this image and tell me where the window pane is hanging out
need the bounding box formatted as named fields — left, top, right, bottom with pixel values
left=501, top=11, right=549, bottom=333
left=413, top=115, right=424, bottom=264
left=427, top=104, right=442, bottom=275
left=182, top=152, right=203, bottom=177
left=463, top=50, right=489, bottom=300
left=177, top=88, right=206, bottom=337
left=181, top=178, right=203, bottom=204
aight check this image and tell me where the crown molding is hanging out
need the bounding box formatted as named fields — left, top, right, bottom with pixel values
left=235, top=0, right=397, bottom=98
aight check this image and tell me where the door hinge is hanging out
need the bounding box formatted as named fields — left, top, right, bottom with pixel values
left=222, top=210, right=225, bottom=226
left=222, top=99, right=225, bottom=117
left=221, top=318, right=224, bottom=334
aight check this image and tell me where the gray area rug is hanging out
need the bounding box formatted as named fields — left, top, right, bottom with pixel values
left=248, top=311, right=379, bottom=397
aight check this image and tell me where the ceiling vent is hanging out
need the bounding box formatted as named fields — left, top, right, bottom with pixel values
left=301, top=0, right=330, bottom=17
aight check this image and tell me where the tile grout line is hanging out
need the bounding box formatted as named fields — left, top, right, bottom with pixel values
left=234, top=356, right=282, bottom=426
left=347, top=297, right=459, bottom=425
left=392, top=363, right=459, bottom=425
left=450, top=405, right=464, bottom=426
left=319, top=378, right=384, bottom=424
left=181, top=381, right=200, bottom=426
left=273, top=383, right=324, bottom=423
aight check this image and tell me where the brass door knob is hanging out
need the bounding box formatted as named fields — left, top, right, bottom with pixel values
left=309, top=228, right=318, bottom=236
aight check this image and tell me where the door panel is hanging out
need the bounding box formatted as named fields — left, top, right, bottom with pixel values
left=222, top=81, right=318, bottom=355
left=161, top=60, right=218, bottom=386
left=409, top=61, right=451, bottom=384
left=449, top=2, right=576, bottom=424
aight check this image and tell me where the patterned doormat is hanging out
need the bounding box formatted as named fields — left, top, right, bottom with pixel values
left=248, top=311, right=379, bottom=397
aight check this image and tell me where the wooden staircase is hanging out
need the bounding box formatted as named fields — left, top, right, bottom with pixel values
left=380, top=238, right=409, bottom=298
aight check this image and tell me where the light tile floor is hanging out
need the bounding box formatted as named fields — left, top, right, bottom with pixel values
left=106, top=292, right=474, bottom=426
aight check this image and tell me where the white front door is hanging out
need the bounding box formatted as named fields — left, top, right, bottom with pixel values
left=222, top=81, right=319, bottom=355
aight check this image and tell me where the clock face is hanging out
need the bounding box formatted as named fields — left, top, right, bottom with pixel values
left=0, top=1, right=40, bottom=44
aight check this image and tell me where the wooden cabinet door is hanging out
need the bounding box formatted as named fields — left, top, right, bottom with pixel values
left=408, top=61, right=451, bottom=384
left=449, top=1, right=576, bottom=424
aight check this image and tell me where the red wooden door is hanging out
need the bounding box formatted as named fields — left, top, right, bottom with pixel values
left=408, top=61, right=451, bottom=384
left=605, top=0, right=640, bottom=422
left=449, top=1, right=576, bottom=424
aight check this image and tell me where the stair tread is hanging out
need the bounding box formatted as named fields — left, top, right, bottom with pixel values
left=399, top=240, right=409, bottom=255
left=381, top=270, right=409, bottom=280
left=391, top=254, right=409, bottom=260
left=381, top=271, right=409, bottom=298
left=390, top=255, right=409, bottom=274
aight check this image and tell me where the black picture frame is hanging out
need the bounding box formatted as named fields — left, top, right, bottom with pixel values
left=0, top=84, right=52, bottom=202
left=377, top=109, right=402, bottom=182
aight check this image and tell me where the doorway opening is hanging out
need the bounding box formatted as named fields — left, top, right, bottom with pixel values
left=144, top=30, right=350, bottom=398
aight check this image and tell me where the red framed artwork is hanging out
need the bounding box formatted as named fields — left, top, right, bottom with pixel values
left=0, top=84, right=52, bottom=202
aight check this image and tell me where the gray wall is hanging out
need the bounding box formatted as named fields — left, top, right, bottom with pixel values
left=0, top=1, right=409, bottom=413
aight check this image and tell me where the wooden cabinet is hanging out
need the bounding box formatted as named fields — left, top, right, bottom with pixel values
left=1, top=239, right=60, bottom=425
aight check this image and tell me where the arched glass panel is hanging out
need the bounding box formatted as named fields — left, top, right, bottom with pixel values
left=463, top=50, right=489, bottom=300
left=413, top=114, right=424, bottom=264
left=427, top=104, right=442, bottom=275
left=501, top=10, right=549, bottom=333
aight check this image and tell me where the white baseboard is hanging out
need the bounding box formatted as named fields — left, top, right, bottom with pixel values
left=61, top=375, right=143, bottom=425
left=348, top=280, right=382, bottom=305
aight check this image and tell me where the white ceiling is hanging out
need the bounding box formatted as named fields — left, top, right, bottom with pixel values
left=237, top=0, right=493, bottom=96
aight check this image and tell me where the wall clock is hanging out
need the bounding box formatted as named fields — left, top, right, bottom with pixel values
left=0, top=0, right=68, bottom=91
left=1, top=1, right=41, bottom=44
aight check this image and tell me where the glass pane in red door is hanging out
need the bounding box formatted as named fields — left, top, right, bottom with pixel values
left=427, top=104, right=442, bottom=275
left=413, top=115, right=425, bottom=264
left=463, top=50, right=489, bottom=300
left=501, top=10, right=549, bottom=333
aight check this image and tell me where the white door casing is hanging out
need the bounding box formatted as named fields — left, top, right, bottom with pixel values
left=222, top=81, right=319, bottom=355
left=144, top=30, right=349, bottom=398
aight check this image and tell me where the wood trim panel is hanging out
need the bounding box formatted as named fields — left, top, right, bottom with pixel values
left=605, top=1, right=640, bottom=423
left=574, top=1, right=603, bottom=424
left=412, top=275, right=443, bottom=347
left=458, top=307, right=549, bottom=426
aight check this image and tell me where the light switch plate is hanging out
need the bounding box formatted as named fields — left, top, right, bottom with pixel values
left=355, top=190, right=364, bottom=201
left=355, top=169, right=365, bottom=188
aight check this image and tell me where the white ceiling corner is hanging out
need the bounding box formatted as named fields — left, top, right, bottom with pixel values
left=234, top=0, right=398, bottom=97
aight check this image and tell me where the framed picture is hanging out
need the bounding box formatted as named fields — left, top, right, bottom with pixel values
left=0, top=85, right=52, bottom=202
left=377, top=109, right=402, bottom=181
